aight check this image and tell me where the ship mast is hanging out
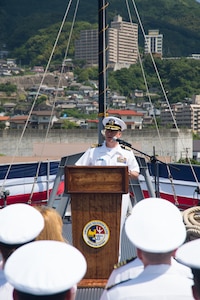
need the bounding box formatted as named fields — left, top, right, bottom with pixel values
left=98, top=0, right=108, bottom=144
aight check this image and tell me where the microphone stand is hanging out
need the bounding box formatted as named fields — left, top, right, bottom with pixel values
left=118, top=139, right=180, bottom=198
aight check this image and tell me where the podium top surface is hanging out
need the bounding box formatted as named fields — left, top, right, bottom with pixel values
left=65, top=166, right=129, bottom=194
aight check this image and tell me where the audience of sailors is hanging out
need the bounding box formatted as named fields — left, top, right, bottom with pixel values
left=1, top=198, right=199, bottom=299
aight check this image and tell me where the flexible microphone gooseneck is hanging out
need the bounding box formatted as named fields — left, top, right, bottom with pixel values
left=112, top=137, right=132, bottom=148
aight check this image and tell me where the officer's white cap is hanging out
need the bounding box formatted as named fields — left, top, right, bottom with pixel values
left=103, top=116, right=127, bottom=131
left=176, top=239, right=200, bottom=269
left=125, top=197, right=186, bottom=253
left=4, top=240, right=87, bottom=295
left=0, top=203, right=44, bottom=244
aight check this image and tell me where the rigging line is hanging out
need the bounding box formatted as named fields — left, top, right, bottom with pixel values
left=132, top=0, right=200, bottom=190
left=98, top=0, right=109, bottom=143
left=128, top=0, right=179, bottom=203
left=28, top=0, right=80, bottom=203
left=0, top=0, right=74, bottom=197
left=130, top=0, right=174, bottom=158
left=126, top=0, right=169, bottom=163
left=130, top=0, right=176, bottom=125
left=136, top=59, right=179, bottom=203
left=98, top=0, right=109, bottom=119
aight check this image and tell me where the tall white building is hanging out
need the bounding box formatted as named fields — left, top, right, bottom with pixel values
left=144, top=29, right=163, bottom=58
left=108, top=15, right=138, bottom=70
left=74, top=15, right=138, bottom=69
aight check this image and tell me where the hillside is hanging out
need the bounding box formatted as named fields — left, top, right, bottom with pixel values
left=0, top=0, right=200, bottom=57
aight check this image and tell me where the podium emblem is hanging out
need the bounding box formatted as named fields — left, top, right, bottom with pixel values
left=83, top=220, right=110, bottom=248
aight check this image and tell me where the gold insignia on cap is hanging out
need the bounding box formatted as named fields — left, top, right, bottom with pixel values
left=105, top=118, right=121, bottom=131
left=108, top=119, right=115, bottom=125
left=102, top=116, right=126, bottom=131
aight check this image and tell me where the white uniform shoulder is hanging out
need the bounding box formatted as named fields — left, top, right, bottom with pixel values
left=106, top=257, right=137, bottom=291
left=113, top=256, right=137, bottom=269
left=106, top=277, right=130, bottom=291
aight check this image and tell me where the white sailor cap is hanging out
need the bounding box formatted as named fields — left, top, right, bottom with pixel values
left=176, top=239, right=200, bottom=269
left=125, top=197, right=186, bottom=253
left=0, top=203, right=44, bottom=245
left=4, top=240, right=87, bottom=295
left=103, top=116, right=127, bottom=131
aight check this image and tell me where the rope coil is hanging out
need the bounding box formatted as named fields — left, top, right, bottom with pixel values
left=182, top=206, right=200, bottom=240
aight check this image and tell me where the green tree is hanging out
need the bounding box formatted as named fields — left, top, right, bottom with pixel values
left=0, top=83, right=17, bottom=95
left=61, top=120, right=78, bottom=129
left=36, top=95, right=48, bottom=105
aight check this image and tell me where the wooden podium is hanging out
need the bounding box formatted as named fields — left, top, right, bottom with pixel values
left=64, top=166, right=128, bottom=287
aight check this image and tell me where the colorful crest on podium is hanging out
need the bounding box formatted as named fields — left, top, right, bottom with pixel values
left=83, top=220, right=110, bottom=248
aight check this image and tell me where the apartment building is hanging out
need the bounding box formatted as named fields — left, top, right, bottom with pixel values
left=108, top=15, right=138, bottom=69
left=160, top=102, right=200, bottom=132
left=144, top=29, right=163, bottom=58
left=74, top=15, right=138, bottom=69
left=75, top=29, right=98, bottom=65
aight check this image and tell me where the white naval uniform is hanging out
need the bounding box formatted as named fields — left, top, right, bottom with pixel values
left=0, top=262, right=13, bottom=300
left=75, top=141, right=140, bottom=259
left=100, top=257, right=193, bottom=300
left=102, top=264, right=194, bottom=300
left=100, top=257, right=143, bottom=300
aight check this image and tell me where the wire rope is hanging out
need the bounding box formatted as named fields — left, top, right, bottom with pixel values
left=127, top=0, right=200, bottom=204
left=0, top=0, right=77, bottom=203
left=28, top=0, right=80, bottom=203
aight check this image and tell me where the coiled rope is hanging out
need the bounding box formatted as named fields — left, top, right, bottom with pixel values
left=182, top=206, right=200, bottom=240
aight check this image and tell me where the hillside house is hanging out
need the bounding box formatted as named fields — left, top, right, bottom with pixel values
left=29, top=111, right=58, bottom=129
left=107, top=109, right=144, bottom=129
left=109, top=94, right=127, bottom=108
left=85, top=109, right=144, bottom=130
left=0, top=116, right=10, bottom=128
left=9, top=115, right=29, bottom=130
left=32, top=66, right=44, bottom=73
left=87, top=119, right=98, bottom=129
left=3, top=102, right=16, bottom=113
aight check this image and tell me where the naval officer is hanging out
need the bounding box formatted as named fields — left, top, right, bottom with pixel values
left=75, top=116, right=140, bottom=260
left=101, top=197, right=194, bottom=299
left=4, top=240, right=87, bottom=300
left=176, top=238, right=200, bottom=300
left=0, top=203, right=44, bottom=299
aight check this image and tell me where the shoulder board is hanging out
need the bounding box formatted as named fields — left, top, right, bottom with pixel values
left=91, top=143, right=102, bottom=148
left=113, top=256, right=137, bottom=269
left=120, top=144, right=132, bottom=151
left=106, top=278, right=131, bottom=291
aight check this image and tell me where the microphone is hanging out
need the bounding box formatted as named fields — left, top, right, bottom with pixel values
left=112, top=137, right=132, bottom=148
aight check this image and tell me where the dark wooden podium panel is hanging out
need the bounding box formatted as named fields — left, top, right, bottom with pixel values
left=65, top=166, right=129, bottom=285
left=65, top=166, right=128, bottom=194
left=71, top=193, right=121, bottom=279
